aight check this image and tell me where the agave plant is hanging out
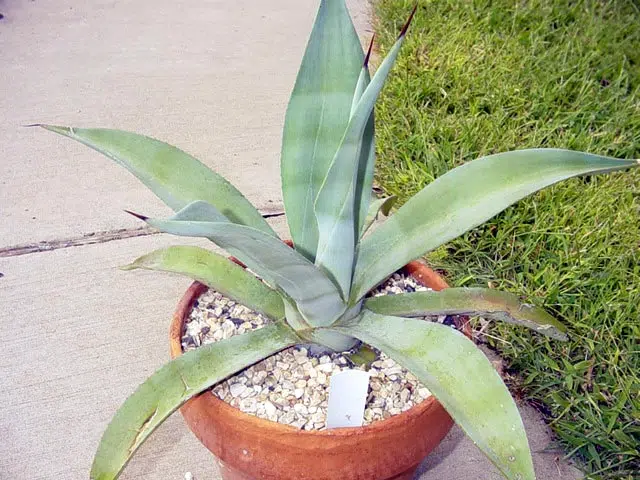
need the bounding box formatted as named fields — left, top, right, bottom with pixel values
left=41, top=1, right=639, bottom=479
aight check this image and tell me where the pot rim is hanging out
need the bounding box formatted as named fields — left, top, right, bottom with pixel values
left=169, top=260, right=468, bottom=437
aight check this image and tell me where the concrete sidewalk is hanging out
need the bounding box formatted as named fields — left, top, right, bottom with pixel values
left=0, top=1, right=582, bottom=479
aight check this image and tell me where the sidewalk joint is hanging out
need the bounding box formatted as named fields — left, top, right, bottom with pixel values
left=0, top=226, right=158, bottom=257
left=0, top=211, right=286, bottom=258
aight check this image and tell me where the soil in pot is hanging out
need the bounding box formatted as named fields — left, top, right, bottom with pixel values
left=182, top=272, right=463, bottom=431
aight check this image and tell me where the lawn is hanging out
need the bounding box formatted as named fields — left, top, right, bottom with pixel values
left=372, top=1, right=640, bottom=478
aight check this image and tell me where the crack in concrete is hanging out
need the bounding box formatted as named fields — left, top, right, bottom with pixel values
left=0, top=226, right=158, bottom=258
left=0, top=211, right=285, bottom=258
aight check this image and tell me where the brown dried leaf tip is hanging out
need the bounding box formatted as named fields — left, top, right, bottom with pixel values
left=124, top=210, right=149, bottom=221
left=399, top=4, right=418, bottom=38
left=364, top=34, right=375, bottom=68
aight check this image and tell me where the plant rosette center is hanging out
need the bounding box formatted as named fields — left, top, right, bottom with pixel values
left=182, top=272, right=452, bottom=430
left=286, top=301, right=365, bottom=353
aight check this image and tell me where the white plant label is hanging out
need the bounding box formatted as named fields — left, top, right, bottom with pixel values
left=326, top=369, right=370, bottom=428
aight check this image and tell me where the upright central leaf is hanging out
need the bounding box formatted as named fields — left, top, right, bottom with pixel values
left=280, top=0, right=364, bottom=261
left=314, top=13, right=414, bottom=297
left=353, top=38, right=377, bottom=238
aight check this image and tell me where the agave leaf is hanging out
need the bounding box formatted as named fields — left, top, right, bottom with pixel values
left=355, top=119, right=376, bottom=237
left=147, top=199, right=270, bottom=277
left=361, top=195, right=397, bottom=236
left=314, top=10, right=415, bottom=296
left=129, top=212, right=346, bottom=327
left=349, top=38, right=372, bottom=116
left=365, top=287, right=567, bottom=340
left=335, top=312, right=535, bottom=480
left=165, top=199, right=230, bottom=223
left=151, top=200, right=276, bottom=285
left=352, top=150, right=640, bottom=301
left=280, top=0, right=364, bottom=261
left=353, top=36, right=376, bottom=236
left=90, top=321, right=299, bottom=480
left=123, top=246, right=285, bottom=321
left=39, top=125, right=276, bottom=236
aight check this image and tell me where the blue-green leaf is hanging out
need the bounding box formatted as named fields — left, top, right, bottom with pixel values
left=314, top=12, right=415, bottom=296
left=163, top=199, right=230, bottom=223
left=361, top=195, right=397, bottom=236
left=335, top=312, right=535, bottom=480
left=280, top=0, right=364, bottom=261
left=123, top=246, right=285, bottom=321
left=130, top=213, right=346, bottom=327
left=352, top=149, right=640, bottom=301
left=365, top=287, right=568, bottom=340
left=352, top=36, right=377, bottom=237
left=90, top=321, right=299, bottom=480
left=40, top=125, right=276, bottom=236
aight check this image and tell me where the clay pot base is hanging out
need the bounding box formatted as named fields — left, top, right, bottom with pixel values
left=220, top=461, right=419, bottom=480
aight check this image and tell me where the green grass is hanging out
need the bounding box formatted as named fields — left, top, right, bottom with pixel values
left=373, top=1, right=640, bottom=477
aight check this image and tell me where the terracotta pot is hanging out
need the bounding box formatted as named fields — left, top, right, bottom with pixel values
left=169, top=261, right=468, bottom=480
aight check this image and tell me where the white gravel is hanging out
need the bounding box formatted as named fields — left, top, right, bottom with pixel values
left=183, top=273, right=455, bottom=430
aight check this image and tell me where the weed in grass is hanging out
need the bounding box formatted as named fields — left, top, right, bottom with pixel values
left=373, top=0, right=640, bottom=477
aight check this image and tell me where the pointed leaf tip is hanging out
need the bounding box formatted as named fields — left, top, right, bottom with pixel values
left=124, top=210, right=149, bottom=221
left=364, top=34, right=375, bottom=68
left=41, top=126, right=276, bottom=235
left=399, top=4, right=418, bottom=38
